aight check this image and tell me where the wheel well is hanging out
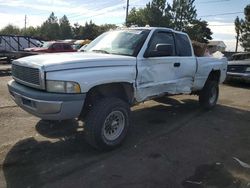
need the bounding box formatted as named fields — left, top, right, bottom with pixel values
left=80, top=83, right=134, bottom=118
left=207, top=70, right=221, bottom=83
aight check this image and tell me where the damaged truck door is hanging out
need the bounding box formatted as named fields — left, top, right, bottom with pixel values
left=136, top=29, right=197, bottom=101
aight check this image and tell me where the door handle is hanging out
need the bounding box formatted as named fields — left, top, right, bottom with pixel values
left=174, top=62, right=180, bottom=67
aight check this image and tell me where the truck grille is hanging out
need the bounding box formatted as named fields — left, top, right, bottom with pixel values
left=227, top=65, right=247, bottom=73
left=12, top=64, right=40, bottom=86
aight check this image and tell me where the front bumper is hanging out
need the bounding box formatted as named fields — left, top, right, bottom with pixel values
left=8, top=80, right=86, bottom=120
left=226, top=72, right=250, bottom=83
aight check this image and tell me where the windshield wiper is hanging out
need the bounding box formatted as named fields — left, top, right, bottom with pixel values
left=92, top=49, right=110, bottom=54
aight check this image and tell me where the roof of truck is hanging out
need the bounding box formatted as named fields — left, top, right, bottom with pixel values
left=118, top=26, right=187, bottom=35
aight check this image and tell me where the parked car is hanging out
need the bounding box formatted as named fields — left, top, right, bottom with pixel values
left=73, top=39, right=91, bottom=50
left=227, top=52, right=250, bottom=83
left=24, top=41, right=77, bottom=53
left=8, top=27, right=227, bottom=150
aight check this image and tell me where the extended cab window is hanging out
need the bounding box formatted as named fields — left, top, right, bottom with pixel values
left=175, top=33, right=192, bottom=56
left=147, top=31, right=175, bottom=57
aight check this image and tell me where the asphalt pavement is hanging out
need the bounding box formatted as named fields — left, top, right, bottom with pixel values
left=0, top=73, right=249, bottom=188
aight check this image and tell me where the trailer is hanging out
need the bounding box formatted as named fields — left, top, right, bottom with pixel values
left=0, top=35, right=43, bottom=63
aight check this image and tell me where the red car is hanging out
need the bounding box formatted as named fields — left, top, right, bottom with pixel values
left=24, top=41, right=77, bottom=53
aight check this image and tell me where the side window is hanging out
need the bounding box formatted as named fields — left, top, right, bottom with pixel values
left=175, top=33, right=192, bottom=56
left=63, top=44, right=72, bottom=50
left=52, top=44, right=61, bottom=50
left=147, top=31, right=175, bottom=57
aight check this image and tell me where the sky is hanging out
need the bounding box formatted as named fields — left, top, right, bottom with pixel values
left=0, top=0, right=249, bottom=51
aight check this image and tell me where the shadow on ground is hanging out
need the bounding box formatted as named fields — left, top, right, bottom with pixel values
left=224, top=80, right=250, bottom=89
left=2, top=98, right=250, bottom=188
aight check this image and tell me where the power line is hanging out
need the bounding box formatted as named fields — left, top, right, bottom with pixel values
left=209, top=24, right=233, bottom=26
left=200, top=11, right=243, bottom=18
left=68, top=6, right=124, bottom=20
left=198, top=0, right=231, bottom=4
left=67, top=1, right=125, bottom=20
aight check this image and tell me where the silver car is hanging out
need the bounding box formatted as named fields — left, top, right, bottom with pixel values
left=227, top=52, right=250, bottom=83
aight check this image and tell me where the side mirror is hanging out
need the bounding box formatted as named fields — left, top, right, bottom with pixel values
left=144, top=43, right=174, bottom=57
left=155, top=44, right=173, bottom=56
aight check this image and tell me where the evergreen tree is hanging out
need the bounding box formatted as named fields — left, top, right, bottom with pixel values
left=166, top=0, right=197, bottom=31
left=234, top=16, right=243, bottom=52
left=240, top=4, right=250, bottom=51
left=185, top=20, right=212, bottom=43
left=72, top=23, right=82, bottom=39
left=127, top=0, right=171, bottom=27
left=127, top=0, right=212, bottom=42
left=127, top=7, right=147, bottom=26
left=40, top=12, right=60, bottom=40
left=80, top=21, right=99, bottom=40
left=59, top=15, right=72, bottom=39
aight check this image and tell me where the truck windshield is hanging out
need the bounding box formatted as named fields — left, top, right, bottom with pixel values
left=84, top=29, right=150, bottom=56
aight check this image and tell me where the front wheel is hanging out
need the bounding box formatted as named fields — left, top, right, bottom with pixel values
left=84, top=97, right=130, bottom=150
left=199, top=80, right=219, bottom=110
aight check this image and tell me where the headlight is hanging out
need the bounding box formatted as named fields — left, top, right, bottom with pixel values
left=246, top=67, right=250, bottom=72
left=46, top=80, right=81, bottom=93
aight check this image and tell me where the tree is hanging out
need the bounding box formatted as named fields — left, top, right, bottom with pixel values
left=80, top=21, right=99, bottom=40
left=127, top=8, right=147, bottom=26
left=185, top=20, right=212, bottom=43
left=21, top=26, right=40, bottom=37
left=40, top=12, right=60, bottom=40
left=166, top=0, right=197, bottom=31
left=0, top=24, right=20, bottom=35
left=127, top=0, right=212, bottom=42
left=127, top=0, right=171, bottom=27
left=239, top=4, right=250, bottom=51
left=59, top=15, right=72, bottom=39
left=72, top=23, right=82, bottom=39
left=234, top=17, right=243, bottom=52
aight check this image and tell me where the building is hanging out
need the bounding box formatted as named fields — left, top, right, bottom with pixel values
left=208, top=41, right=226, bottom=53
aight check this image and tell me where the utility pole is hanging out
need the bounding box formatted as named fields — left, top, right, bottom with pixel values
left=125, top=0, right=129, bottom=26
left=24, top=15, right=27, bottom=32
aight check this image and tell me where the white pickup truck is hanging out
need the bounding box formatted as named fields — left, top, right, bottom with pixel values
left=8, top=27, right=227, bottom=150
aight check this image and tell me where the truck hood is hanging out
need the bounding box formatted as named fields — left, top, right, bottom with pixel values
left=13, top=52, right=137, bottom=71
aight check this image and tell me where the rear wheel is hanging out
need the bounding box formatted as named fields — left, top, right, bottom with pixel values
left=84, top=97, right=130, bottom=150
left=199, top=80, right=219, bottom=109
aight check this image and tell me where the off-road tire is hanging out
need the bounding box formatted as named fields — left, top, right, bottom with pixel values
left=199, top=80, right=219, bottom=110
left=84, top=97, right=130, bottom=150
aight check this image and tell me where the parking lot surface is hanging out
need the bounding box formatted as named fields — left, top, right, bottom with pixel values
left=0, top=72, right=249, bottom=187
